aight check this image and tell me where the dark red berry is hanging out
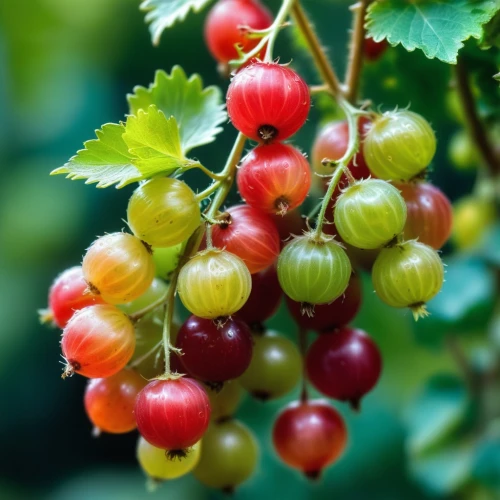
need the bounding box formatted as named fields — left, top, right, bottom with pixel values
left=364, top=37, right=388, bottom=61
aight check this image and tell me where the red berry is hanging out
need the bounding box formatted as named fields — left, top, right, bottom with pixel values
left=237, top=265, right=282, bottom=325
left=272, top=209, right=307, bottom=248
left=210, top=205, right=280, bottom=274
left=204, top=0, right=272, bottom=64
left=227, top=62, right=310, bottom=143
left=176, top=315, right=253, bottom=383
left=47, top=266, right=105, bottom=328
left=286, top=273, right=361, bottom=332
left=61, top=304, right=135, bottom=379
left=84, top=368, right=146, bottom=434
left=238, top=143, right=311, bottom=215
left=396, top=182, right=453, bottom=250
left=306, top=327, right=382, bottom=409
left=364, top=37, right=388, bottom=62
left=273, top=400, right=347, bottom=478
left=135, top=378, right=211, bottom=454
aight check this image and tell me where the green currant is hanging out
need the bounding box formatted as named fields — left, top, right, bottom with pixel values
left=119, top=278, right=168, bottom=315
left=372, top=240, right=444, bottom=320
left=334, top=179, right=407, bottom=249
left=153, top=243, right=184, bottom=279
left=206, top=380, right=244, bottom=421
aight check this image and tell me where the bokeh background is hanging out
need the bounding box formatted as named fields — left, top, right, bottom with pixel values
left=0, top=0, right=495, bottom=498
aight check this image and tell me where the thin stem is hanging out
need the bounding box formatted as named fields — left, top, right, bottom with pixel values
left=309, top=84, right=330, bottom=95
left=291, top=2, right=343, bottom=96
left=129, top=291, right=168, bottom=321
left=129, top=340, right=162, bottom=369
left=298, top=328, right=309, bottom=402
left=195, top=180, right=222, bottom=202
left=185, top=162, right=225, bottom=181
left=344, top=1, right=369, bottom=103
left=264, top=0, right=297, bottom=62
left=162, top=272, right=178, bottom=376
left=455, top=58, right=500, bottom=175
left=446, top=336, right=480, bottom=397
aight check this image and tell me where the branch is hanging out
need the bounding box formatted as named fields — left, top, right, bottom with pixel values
left=455, top=58, right=500, bottom=175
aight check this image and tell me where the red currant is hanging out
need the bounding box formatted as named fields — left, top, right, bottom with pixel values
left=61, top=304, right=135, bottom=379
left=272, top=209, right=307, bottom=248
left=135, top=377, right=211, bottom=456
left=204, top=0, right=272, bottom=64
left=227, top=62, right=310, bottom=142
left=84, top=368, right=146, bottom=434
left=238, top=143, right=311, bottom=215
left=273, top=400, right=347, bottom=478
left=306, top=327, right=382, bottom=409
left=364, top=37, right=388, bottom=61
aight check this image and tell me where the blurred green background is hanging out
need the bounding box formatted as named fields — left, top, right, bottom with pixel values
left=0, top=0, right=496, bottom=498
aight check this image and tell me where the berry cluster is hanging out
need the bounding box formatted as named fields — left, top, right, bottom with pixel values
left=41, top=0, right=453, bottom=491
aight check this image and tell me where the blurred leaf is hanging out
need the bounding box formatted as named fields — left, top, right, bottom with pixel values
left=127, top=67, right=226, bottom=154
left=412, top=256, right=496, bottom=347
left=51, top=123, right=143, bottom=188
left=123, top=105, right=193, bottom=177
left=409, top=442, right=474, bottom=496
left=366, top=0, right=499, bottom=64
left=477, top=222, right=500, bottom=266
left=140, top=0, right=213, bottom=46
left=472, top=437, right=500, bottom=488
left=480, top=10, right=500, bottom=48
left=406, top=375, right=469, bottom=455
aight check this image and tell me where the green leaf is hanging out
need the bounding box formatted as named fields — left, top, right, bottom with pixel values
left=366, top=0, right=500, bottom=64
left=51, top=123, right=143, bottom=188
left=140, top=0, right=213, bottom=46
left=472, top=436, right=500, bottom=488
left=123, top=105, right=191, bottom=178
left=128, top=67, right=226, bottom=155
left=477, top=222, right=500, bottom=266
left=406, top=375, right=469, bottom=456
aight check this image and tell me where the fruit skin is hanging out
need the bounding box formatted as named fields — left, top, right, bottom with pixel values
left=47, top=266, right=105, bottom=328
left=286, top=272, right=361, bottom=332
left=127, top=177, right=200, bottom=248
left=153, top=242, right=184, bottom=279
left=239, top=331, right=302, bottom=400
left=82, top=232, right=155, bottom=305
left=364, top=37, right=388, bottom=61
left=204, top=0, right=272, bottom=64
left=177, top=249, right=252, bottom=319
left=306, top=328, right=382, bottom=408
left=448, top=129, right=480, bottom=170
left=176, top=315, right=253, bottom=382
left=135, top=377, right=211, bottom=452
left=137, top=437, right=201, bottom=481
left=61, top=304, right=135, bottom=379
left=206, top=380, right=243, bottom=421
left=364, top=110, right=436, bottom=181
left=237, top=264, right=282, bottom=325
left=84, top=368, right=146, bottom=434
left=272, top=400, right=347, bottom=478
left=277, top=234, right=352, bottom=306
left=210, top=205, right=280, bottom=274
left=396, top=182, right=453, bottom=250
left=238, top=143, right=312, bottom=215
left=372, top=240, right=444, bottom=317
left=194, top=419, right=259, bottom=490
left=227, top=62, right=311, bottom=142
left=334, top=179, right=407, bottom=249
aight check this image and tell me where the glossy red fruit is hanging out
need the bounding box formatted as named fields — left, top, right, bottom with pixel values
left=364, top=37, right=389, bottom=61
left=238, top=143, right=311, bottom=215
left=272, top=209, right=307, bottom=248
left=84, top=369, right=146, bottom=434
left=135, top=378, right=211, bottom=454
left=237, top=265, right=283, bottom=325
left=273, top=400, right=347, bottom=478
left=286, top=273, right=361, bottom=331
left=61, top=304, right=135, bottom=379
left=204, top=0, right=272, bottom=64
left=176, top=315, right=253, bottom=383
left=47, top=266, right=105, bottom=328
left=306, top=327, right=382, bottom=409
left=227, top=62, right=311, bottom=143
left=396, top=182, right=453, bottom=250
left=210, top=205, right=280, bottom=274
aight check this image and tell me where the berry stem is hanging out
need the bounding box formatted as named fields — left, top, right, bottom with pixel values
left=129, top=340, right=162, bottom=369
left=445, top=335, right=481, bottom=397
left=162, top=270, right=179, bottom=376
left=185, top=162, right=226, bottom=181
left=455, top=57, right=500, bottom=175
left=129, top=290, right=169, bottom=321
left=291, top=2, right=343, bottom=96
left=344, top=1, right=370, bottom=104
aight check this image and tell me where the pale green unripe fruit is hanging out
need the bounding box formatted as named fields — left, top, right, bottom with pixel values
left=277, top=234, right=351, bottom=306
left=364, top=110, right=436, bottom=181
left=372, top=240, right=444, bottom=320
left=334, top=179, right=407, bottom=249
left=127, top=177, right=200, bottom=248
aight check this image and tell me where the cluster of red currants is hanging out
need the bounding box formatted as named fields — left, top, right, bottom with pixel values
left=41, top=0, right=454, bottom=490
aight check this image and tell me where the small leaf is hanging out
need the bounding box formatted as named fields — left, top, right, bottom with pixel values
left=366, top=0, right=500, bottom=64
left=51, top=123, right=143, bottom=188
left=140, top=0, right=213, bottom=46
left=123, top=105, right=191, bottom=178
left=472, top=436, right=500, bottom=488
left=128, top=67, right=226, bottom=155
left=406, top=375, right=469, bottom=455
